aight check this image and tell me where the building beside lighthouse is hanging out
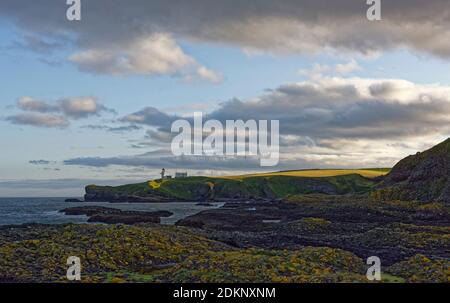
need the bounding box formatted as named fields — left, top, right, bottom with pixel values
left=175, top=172, right=188, bottom=178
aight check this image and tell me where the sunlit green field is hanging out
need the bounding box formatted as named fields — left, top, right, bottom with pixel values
left=221, top=168, right=390, bottom=180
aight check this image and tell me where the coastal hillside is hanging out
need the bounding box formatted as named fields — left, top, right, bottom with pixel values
left=375, top=138, right=450, bottom=204
left=84, top=169, right=387, bottom=202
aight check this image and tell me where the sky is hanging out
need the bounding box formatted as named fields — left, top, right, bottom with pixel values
left=2, top=0, right=450, bottom=196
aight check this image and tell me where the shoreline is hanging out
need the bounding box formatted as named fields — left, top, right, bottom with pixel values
left=1, top=195, right=448, bottom=283
left=0, top=198, right=225, bottom=227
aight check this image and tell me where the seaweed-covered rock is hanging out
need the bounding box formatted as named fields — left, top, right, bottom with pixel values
left=60, top=206, right=173, bottom=224
left=177, top=196, right=450, bottom=265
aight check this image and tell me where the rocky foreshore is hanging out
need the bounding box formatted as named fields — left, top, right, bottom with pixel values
left=1, top=195, right=449, bottom=283
left=177, top=195, right=450, bottom=266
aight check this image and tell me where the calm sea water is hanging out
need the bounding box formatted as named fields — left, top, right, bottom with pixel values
left=0, top=198, right=223, bottom=226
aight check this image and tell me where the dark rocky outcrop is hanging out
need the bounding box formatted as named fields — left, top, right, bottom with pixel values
left=195, top=202, right=215, bottom=207
left=65, top=198, right=83, bottom=202
left=84, top=184, right=174, bottom=203
left=60, top=206, right=173, bottom=224
left=375, top=138, right=450, bottom=204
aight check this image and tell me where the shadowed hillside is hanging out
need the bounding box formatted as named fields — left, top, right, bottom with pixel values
left=375, top=138, right=450, bottom=204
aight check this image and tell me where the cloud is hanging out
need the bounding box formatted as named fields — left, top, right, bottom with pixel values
left=68, top=34, right=195, bottom=76
left=17, top=96, right=59, bottom=113
left=6, top=113, right=69, bottom=128
left=195, top=66, right=224, bottom=84
left=335, top=60, right=361, bottom=74
left=64, top=153, right=276, bottom=171
left=299, top=60, right=361, bottom=79
left=162, top=101, right=218, bottom=115
left=205, top=76, right=450, bottom=140
left=82, top=124, right=142, bottom=133
left=120, top=107, right=176, bottom=128
left=145, top=129, right=173, bottom=143
left=3, top=0, right=450, bottom=63
left=7, top=96, right=114, bottom=128
left=77, top=74, right=450, bottom=170
left=29, top=160, right=51, bottom=165
left=58, top=97, right=111, bottom=119
left=69, top=33, right=222, bottom=82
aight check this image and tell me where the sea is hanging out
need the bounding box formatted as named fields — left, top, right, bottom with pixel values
left=0, top=198, right=223, bottom=226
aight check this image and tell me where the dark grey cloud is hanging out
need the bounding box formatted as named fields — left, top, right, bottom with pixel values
left=202, top=78, right=450, bottom=140
left=43, top=167, right=61, bottom=171
left=0, top=1, right=223, bottom=80
left=82, top=124, right=141, bottom=133
left=29, top=160, right=51, bottom=165
left=145, top=129, right=173, bottom=143
left=2, top=0, right=450, bottom=77
left=64, top=153, right=301, bottom=171
left=130, top=144, right=151, bottom=149
left=120, top=107, right=176, bottom=129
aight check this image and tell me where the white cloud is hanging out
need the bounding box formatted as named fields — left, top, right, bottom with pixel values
left=299, top=60, right=361, bottom=79
left=58, top=97, right=107, bottom=119
left=196, top=66, right=224, bottom=83
left=299, top=63, right=332, bottom=80
left=69, top=34, right=194, bottom=75
left=69, top=33, right=222, bottom=83
left=335, top=60, right=361, bottom=74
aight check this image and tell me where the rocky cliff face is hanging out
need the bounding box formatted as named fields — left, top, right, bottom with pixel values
left=376, top=138, right=450, bottom=204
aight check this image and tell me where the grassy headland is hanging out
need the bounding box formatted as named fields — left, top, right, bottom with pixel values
left=85, top=169, right=389, bottom=202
